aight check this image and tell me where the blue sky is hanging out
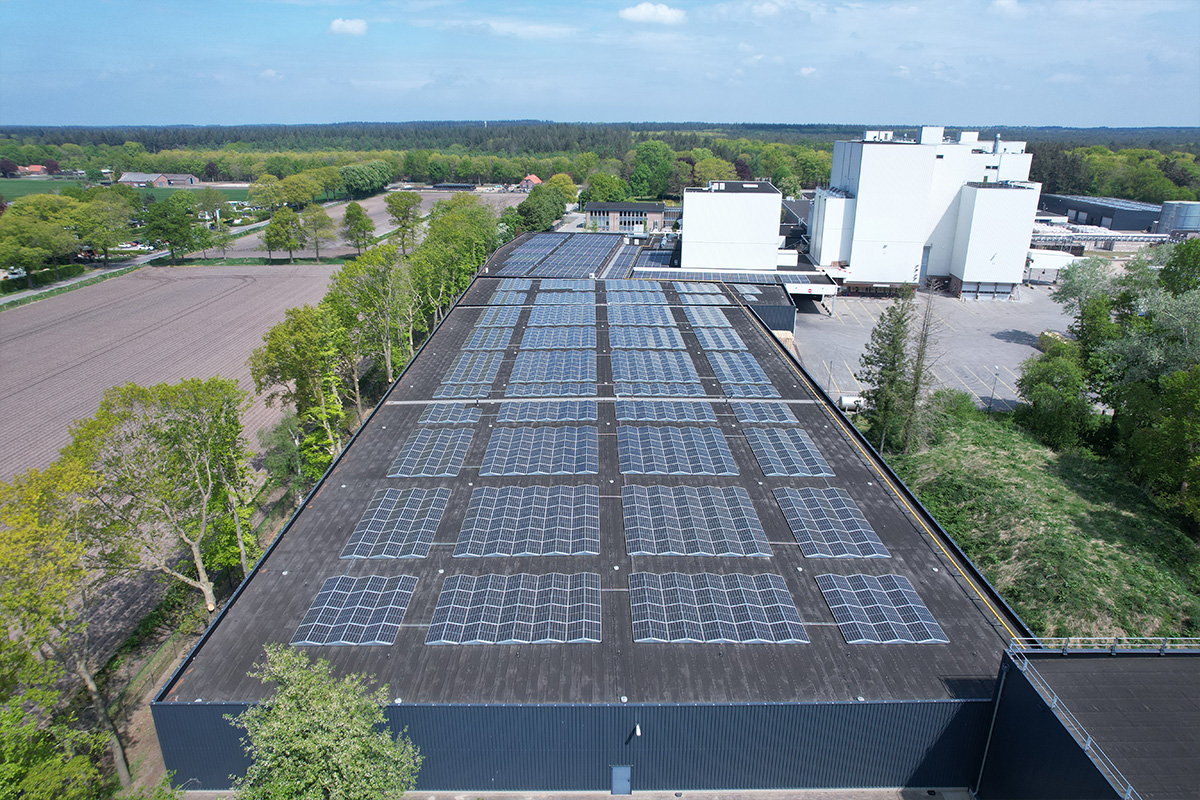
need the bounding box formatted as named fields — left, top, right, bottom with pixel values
left=2, top=0, right=1198, bottom=128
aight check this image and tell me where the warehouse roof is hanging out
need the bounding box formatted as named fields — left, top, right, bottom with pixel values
left=160, top=234, right=1023, bottom=707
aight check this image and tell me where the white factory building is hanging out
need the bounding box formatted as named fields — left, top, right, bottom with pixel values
left=680, top=181, right=799, bottom=272
left=808, top=126, right=1041, bottom=298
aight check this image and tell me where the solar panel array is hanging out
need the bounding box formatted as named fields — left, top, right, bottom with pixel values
left=510, top=350, right=597, bottom=383
left=489, top=291, right=527, bottom=305
left=520, top=326, right=597, bottom=350
left=495, top=233, right=569, bottom=276
left=614, top=382, right=707, bottom=397
left=623, top=486, right=769, bottom=556
left=292, top=575, right=418, bottom=646
left=615, top=400, right=717, bottom=422
left=674, top=282, right=722, bottom=293
left=388, top=428, right=474, bottom=477
left=733, top=284, right=762, bottom=295
left=607, top=290, right=669, bottom=305
left=433, top=383, right=491, bottom=399
left=723, top=383, right=782, bottom=399
left=607, top=246, right=641, bottom=276
left=744, top=428, right=834, bottom=477
left=730, top=401, right=799, bottom=424
left=815, top=574, right=949, bottom=644
left=463, top=326, right=513, bottom=350
left=636, top=250, right=673, bottom=269
left=505, top=381, right=597, bottom=398
left=612, top=351, right=700, bottom=384
left=681, top=293, right=728, bottom=305
left=617, top=426, right=738, bottom=475
left=634, top=269, right=783, bottom=284
left=528, top=305, right=596, bottom=326
left=481, top=426, right=599, bottom=475
left=477, top=306, right=522, bottom=327
left=630, top=572, right=808, bottom=643
left=684, top=307, right=732, bottom=327
left=499, top=278, right=533, bottom=291
left=532, top=235, right=617, bottom=278
left=694, top=328, right=747, bottom=351
left=456, top=486, right=600, bottom=557
left=342, top=488, right=451, bottom=559
left=534, top=291, right=596, bottom=305
left=706, top=351, right=771, bottom=385
left=605, top=279, right=661, bottom=291
left=496, top=400, right=598, bottom=423
left=418, top=404, right=482, bottom=425
left=773, top=488, right=890, bottom=559
left=541, top=279, right=594, bottom=291
left=426, top=573, right=602, bottom=644
left=443, top=352, right=504, bottom=384
left=609, top=326, right=685, bottom=350
left=608, top=305, right=677, bottom=326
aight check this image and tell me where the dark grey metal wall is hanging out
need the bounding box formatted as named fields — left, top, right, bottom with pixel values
left=153, top=699, right=991, bottom=791
left=975, top=657, right=1118, bottom=800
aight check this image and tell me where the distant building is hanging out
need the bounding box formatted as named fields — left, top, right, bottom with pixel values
left=518, top=174, right=543, bottom=192
left=116, top=172, right=201, bottom=188
left=808, top=127, right=1040, bottom=298
left=16, top=164, right=46, bottom=175
left=1039, top=194, right=1159, bottom=232
left=584, top=201, right=665, bottom=232
left=1156, top=201, right=1200, bottom=238
left=680, top=181, right=796, bottom=271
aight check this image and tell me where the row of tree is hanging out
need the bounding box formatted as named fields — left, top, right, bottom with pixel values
left=1029, top=143, right=1200, bottom=203
left=1015, top=240, right=1200, bottom=526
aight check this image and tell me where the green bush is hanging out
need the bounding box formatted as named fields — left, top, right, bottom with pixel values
left=2, top=264, right=88, bottom=294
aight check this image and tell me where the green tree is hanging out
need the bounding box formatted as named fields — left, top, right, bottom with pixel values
left=516, top=185, right=566, bottom=233
left=257, top=412, right=307, bottom=507
left=248, top=175, right=284, bottom=210
left=299, top=204, right=336, bottom=262
left=325, top=245, right=416, bottom=389
left=545, top=173, right=578, bottom=204
left=0, top=194, right=82, bottom=284
left=383, top=192, right=423, bottom=254
left=628, top=140, right=674, bottom=198
left=77, top=191, right=133, bottom=268
left=693, top=156, right=737, bottom=185
left=856, top=291, right=914, bottom=453
left=340, top=201, right=375, bottom=255
left=280, top=173, right=320, bottom=209
left=65, top=378, right=252, bottom=615
left=229, top=645, right=421, bottom=800
left=1120, top=365, right=1200, bottom=525
left=194, top=185, right=231, bottom=227
left=263, top=207, right=305, bottom=263
left=584, top=172, right=629, bottom=204
left=1015, top=344, right=1096, bottom=450
left=143, top=193, right=198, bottom=264
left=1160, top=238, right=1200, bottom=296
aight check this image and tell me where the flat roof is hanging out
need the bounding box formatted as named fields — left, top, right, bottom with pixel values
left=1024, top=653, right=1200, bottom=800
left=585, top=202, right=666, bottom=212
left=160, top=234, right=1020, bottom=708
left=1044, top=194, right=1161, bottom=212
left=686, top=181, right=781, bottom=195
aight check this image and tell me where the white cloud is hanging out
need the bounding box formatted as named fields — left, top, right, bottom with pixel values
left=481, top=19, right=579, bottom=39
left=988, top=0, right=1027, bottom=18
left=799, top=66, right=817, bottom=77
left=619, top=3, right=687, bottom=25
left=259, top=68, right=283, bottom=80
left=893, top=64, right=911, bottom=78
left=751, top=2, right=779, bottom=16
left=329, top=18, right=368, bottom=35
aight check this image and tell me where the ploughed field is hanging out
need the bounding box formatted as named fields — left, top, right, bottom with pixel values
left=0, top=263, right=337, bottom=481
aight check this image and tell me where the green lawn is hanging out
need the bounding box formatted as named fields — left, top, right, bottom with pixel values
left=884, top=403, right=1200, bottom=639
left=0, top=178, right=248, bottom=203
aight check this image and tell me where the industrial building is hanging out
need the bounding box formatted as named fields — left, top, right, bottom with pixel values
left=1157, top=200, right=1200, bottom=237
left=680, top=181, right=799, bottom=272
left=807, top=127, right=1040, bottom=298
left=1039, top=194, right=1160, bottom=232
left=153, top=232, right=1198, bottom=798
left=585, top=201, right=668, bottom=233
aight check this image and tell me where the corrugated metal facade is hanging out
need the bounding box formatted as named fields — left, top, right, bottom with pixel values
left=153, top=699, right=992, bottom=791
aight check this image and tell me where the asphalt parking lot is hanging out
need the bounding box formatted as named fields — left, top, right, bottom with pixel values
left=792, top=284, right=1074, bottom=412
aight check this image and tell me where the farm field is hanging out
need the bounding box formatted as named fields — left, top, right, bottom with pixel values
left=0, top=177, right=249, bottom=202
left=0, top=262, right=336, bottom=481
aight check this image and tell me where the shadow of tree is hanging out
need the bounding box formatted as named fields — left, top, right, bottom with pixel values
left=991, top=328, right=1040, bottom=347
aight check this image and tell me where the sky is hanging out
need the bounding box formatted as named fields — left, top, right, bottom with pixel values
left=1, top=0, right=1198, bottom=128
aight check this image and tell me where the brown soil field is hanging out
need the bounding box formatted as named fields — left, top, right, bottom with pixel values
left=212, top=189, right=524, bottom=259
left=0, top=263, right=338, bottom=481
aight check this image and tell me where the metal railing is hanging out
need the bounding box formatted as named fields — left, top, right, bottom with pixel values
left=1004, top=637, right=1200, bottom=800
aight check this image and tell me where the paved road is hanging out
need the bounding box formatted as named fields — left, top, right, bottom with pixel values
left=792, top=285, right=1073, bottom=412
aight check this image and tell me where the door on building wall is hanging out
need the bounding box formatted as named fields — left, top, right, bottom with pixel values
left=920, top=245, right=932, bottom=285
left=611, top=765, right=632, bottom=795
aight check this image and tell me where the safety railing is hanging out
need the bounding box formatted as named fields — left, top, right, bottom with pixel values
left=1008, top=637, right=1200, bottom=655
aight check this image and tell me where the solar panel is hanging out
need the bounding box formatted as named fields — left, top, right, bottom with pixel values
left=605, top=279, right=660, bottom=291
left=608, top=326, right=686, bottom=350
left=489, top=291, right=527, bottom=305
left=730, top=401, right=799, bottom=424
left=723, top=384, right=782, bottom=398
left=540, top=279, right=594, bottom=291
left=613, top=382, right=708, bottom=397
left=418, top=404, right=482, bottom=424
left=496, top=262, right=532, bottom=277
left=477, top=307, right=522, bottom=327
left=442, top=351, right=504, bottom=385
left=674, top=282, right=723, bottom=293
left=497, top=400, right=598, bottom=422
left=292, top=575, right=418, bottom=646
left=680, top=293, right=728, bottom=305
left=433, top=383, right=491, bottom=399
left=694, top=328, right=747, bottom=351
left=341, top=488, right=451, bottom=559
left=528, top=305, right=597, bottom=326
left=629, top=572, right=808, bottom=643
left=510, top=350, right=597, bottom=383
left=611, top=351, right=701, bottom=383
left=481, top=426, right=599, bottom=475
left=706, top=351, right=771, bottom=385
left=499, top=278, right=533, bottom=291
left=606, top=290, right=669, bottom=305
left=456, top=486, right=600, bottom=556
left=388, top=428, right=474, bottom=477
left=426, top=573, right=601, bottom=644
left=815, top=574, right=948, bottom=644
left=623, top=486, right=769, bottom=556
left=773, top=488, right=890, bottom=558
left=533, top=291, right=596, bottom=305
left=733, top=284, right=762, bottom=295
left=635, top=250, right=673, bottom=269
left=614, top=400, right=715, bottom=422
left=529, top=235, right=619, bottom=279
left=462, top=326, right=513, bottom=350
left=635, top=269, right=782, bottom=284
left=519, top=326, right=597, bottom=350
left=617, top=426, right=738, bottom=475
left=684, top=307, right=732, bottom=327
left=744, top=428, right=834, bottom=477
left=504, top=382, right=598, bottom=397
left=608, top=305, right=676, bottom=326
